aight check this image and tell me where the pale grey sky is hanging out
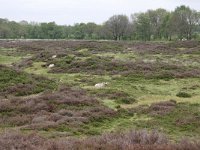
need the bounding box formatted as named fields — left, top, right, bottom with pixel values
left=0, top=0, right=199, bottom=25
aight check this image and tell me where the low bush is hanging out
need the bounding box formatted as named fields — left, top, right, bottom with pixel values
left=0, top=130, right=200, bottom=150
left=176, top=92, right=192, bottom=98
left=148, top=100, right=177, bottom=116
left=117, top=97, right=136, bottom=104
left=0, top=86, right=116, bottom=131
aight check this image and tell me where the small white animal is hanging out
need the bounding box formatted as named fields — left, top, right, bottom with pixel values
left=48, top=64, right=55, bottom=68
left=95, top=82, right=108, bottom=88
left=52, top=55, right=57, bottom=58
left=182, top=38, right=187, bottom=41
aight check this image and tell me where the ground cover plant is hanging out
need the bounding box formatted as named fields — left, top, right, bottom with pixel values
left=0, top=40, right=200, bottom=149
left=0, top=65, right=56, bottom=97
left=0, top=130, right=200, bottom=150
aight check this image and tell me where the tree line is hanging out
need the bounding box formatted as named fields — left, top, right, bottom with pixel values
left=0, top=5, right=200, bottom=41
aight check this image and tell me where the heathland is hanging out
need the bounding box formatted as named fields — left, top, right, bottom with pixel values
left=0, top=40, right=200, bottom=149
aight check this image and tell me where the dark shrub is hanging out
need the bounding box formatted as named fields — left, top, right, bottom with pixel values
left=176, top=92, right=192, bottom=98
left=117, top=97, right=136, bottom=104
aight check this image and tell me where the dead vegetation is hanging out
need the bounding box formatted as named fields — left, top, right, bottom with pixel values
left=0, top=130, right=199, bottom=150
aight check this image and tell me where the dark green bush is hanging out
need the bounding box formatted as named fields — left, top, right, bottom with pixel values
left=117, top=97, right=136, bottom=104
left=176, top=92, right=192, bottom=98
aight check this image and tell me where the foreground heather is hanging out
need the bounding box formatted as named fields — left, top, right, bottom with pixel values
left=0, top=130, right=199, bottom=150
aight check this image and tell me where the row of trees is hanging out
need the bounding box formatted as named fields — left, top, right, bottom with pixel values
left=0, top=5, right=200, bottom=41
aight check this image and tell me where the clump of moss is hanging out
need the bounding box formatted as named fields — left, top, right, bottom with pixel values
left=176, top=92, right=192, bottom=98
left=116, top=97, right=136, bottom=104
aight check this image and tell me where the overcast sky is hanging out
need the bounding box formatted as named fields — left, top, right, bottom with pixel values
left=0, top=0, right=199, bottom=25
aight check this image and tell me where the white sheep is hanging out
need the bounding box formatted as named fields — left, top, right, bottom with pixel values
left=182, top=38, right=187, bottom=41
left=52, top=55, right=57, bottom=58
left=48, top=64, right=55, bottom=68
left=95, top=82, right=108, bottom=88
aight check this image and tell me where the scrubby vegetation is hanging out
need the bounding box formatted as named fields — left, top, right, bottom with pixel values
left=176, top=92, right=192, bottom=98
left=0, top=65, right=56, bottom=97
left=0, top=86, right=116, bottom=135
left=0, top=40, right=200, bottom=149
left=0, top=130, right=200, bottom=150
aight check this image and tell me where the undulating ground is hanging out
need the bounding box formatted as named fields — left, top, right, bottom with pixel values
left=0, top=40, right=200, bottom=149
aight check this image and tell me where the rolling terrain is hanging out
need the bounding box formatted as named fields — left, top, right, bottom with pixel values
left=0, top=40, right=200, bottom=149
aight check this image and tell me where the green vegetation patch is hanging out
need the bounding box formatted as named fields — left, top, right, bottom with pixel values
left=0, top=55, right=21, bottom=65
left=0, top=65, right=56, bottom=96
left=130, top=102, right=200, bottom=139
left=176, top=92, right=192, bottom=98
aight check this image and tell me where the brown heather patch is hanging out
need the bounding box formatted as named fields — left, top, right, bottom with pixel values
left=2, top=40, right=200, bottom=79
left=148, top=100, right=177, bottom=116
left=0, top=130, right=199, bottom=150
left=49, top=57, right=200, bottom=79
left=128, top=100, right=177, bottom=116
left=0, top=86, right=116, bottom=130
